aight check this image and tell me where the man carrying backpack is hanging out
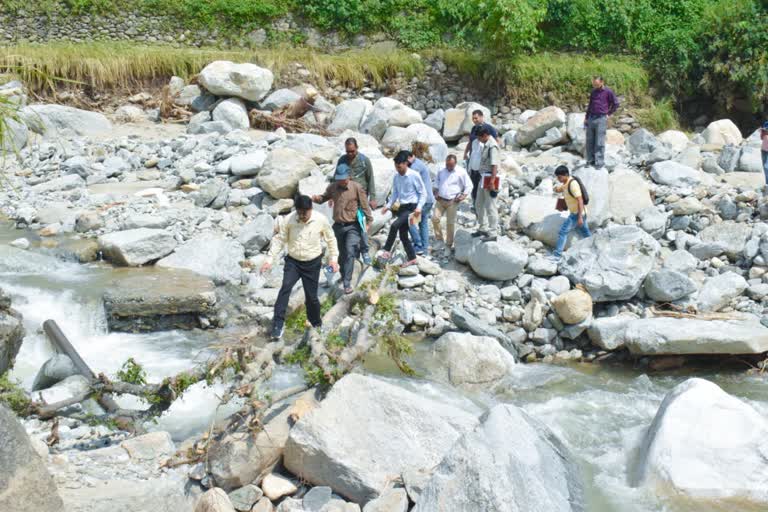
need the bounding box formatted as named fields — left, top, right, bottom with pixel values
left=551, top=165, right=591, bottom=260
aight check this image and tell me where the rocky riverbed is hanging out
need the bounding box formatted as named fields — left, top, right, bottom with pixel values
left=2, top=60, right=768, bottom=512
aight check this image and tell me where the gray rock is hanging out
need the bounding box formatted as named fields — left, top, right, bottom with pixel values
left=123, top=214, right=168, bottom=230
left=423, top=109, right=445, bottom=132
left=362, top=488, right=408, bottom=512
left=565, top=113, right=586, bottom=152
left=284, top=374, right=479, bottom=504
left=698, top=222, right=752, bottom=258
left=468, top=237, right=527, bottom=281
left=0, top=404, right=64, bottom=512
left=430, top=332, right=515, bottom=389
left=21, top=104, right=112, bottom=139
left=637, top=206, right=667, bottom=239
left=195, top=179, right=229, bottom=208
left=175, top=84, right=201, bottom=106
left=303, top=486, right=332, bottom=512
left=261, top=88, right=301, bottom=111
left=156, top=234, right=244, bottom=285
left=649, top=161, right=704, bottom=188
left=31, top=174, right=85, bottom=193
left=213, top=98, right=250, bottom=131
left=98, top=228, right=177, bottom=266
left=697, top=271, right=747, bottom=312
left=32, top=354, right=79, bottom=391
left=625, top=316, right=768, bottom=355
left=718, top=144, right=741, bottom=172
left=414, top=404, right=584, bottom=512
left=229, top=152, right=268, bottom=177
left=1, top=118, right=27, bottom=153
left=191, top=92, right=218, bottom=113
left=608, top=169, right=653, bottom=220
left=121, top=431, right=175, bottom=462
left=628, top=128, right=660, bottom=155
left=329, top=99, right=373, bottom=133
left=38, top=374, right=90, bottom=405
left=199, top=61, right=274, bottom=102
left=559, top=225, right=660, bottom=302
left=643, top=269, right=697, bottom=302
left=238, top=213, right=274, bottom=254
left=662, top=250, right=698, bottom=274
left=515, top=106, right=566, bottom=146
left=587, top=315, right=636, bottom=350
left=0, top=297, right=24, bottom=376
left=701, top=157, right=725, bottom=175
left=229, top=484, right=264, bottom=512
left=450, top=307, right=529, bottom=358
left=258, top=147, right=318, bottom=199
left=688, top=241, right=726, bottom=260
left=573, top=166, right=610, bottom=225
left=739, top=145, right=763, bottom=173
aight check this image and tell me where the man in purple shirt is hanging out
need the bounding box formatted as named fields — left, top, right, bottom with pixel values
left=584, top=76, right=619, bottom=168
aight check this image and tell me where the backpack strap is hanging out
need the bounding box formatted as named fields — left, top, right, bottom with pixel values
left=567, top=178, right=581, bottom=198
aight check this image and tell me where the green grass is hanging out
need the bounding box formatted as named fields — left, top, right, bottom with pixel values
left=430, top=50, right=651, bottom=108
left=0, top=42, right=426, bottom=93
left=633, top=97, right=681, bottom=133
left=285, top=295, right=335, bottom=334
left=0, top=372, right=30, bottom=416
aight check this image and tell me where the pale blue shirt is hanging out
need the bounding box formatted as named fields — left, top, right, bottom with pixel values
left=409, top=158, right=434, bottom=205
left=388, top=168, right=426, bottom=211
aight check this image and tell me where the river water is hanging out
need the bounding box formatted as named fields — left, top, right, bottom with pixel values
left=2, top=220, right=766, bottom=512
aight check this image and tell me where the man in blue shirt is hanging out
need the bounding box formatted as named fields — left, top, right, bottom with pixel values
left=407, top=151, right=434, bottom=256
left=381, top=150, right=425, bottom=267
left=462, top=109, right=499, bottom=207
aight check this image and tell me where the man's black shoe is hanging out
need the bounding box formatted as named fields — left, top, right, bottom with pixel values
left=270, top=323, right=284, bottom=341
left=471, top=231, right=486, bottom=238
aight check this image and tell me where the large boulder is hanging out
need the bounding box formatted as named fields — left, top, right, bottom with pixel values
left=31, top=174, right=85, bottom=194
left=700, top=119, right=743, bottom=147
left=21, top=104, right=111, bottom=139
left=0, top=289, right=24, bottom=376
left=515, top=106, right=566, bottom=146
left=32, top=354, right=78, bottom=391
left=442, top=102, right=491, bottom=142
left=468, top=237, right=528, bottom=281
left=631, top=378, right=768, bottom=504
left=328, top=99, right=373, bottom=133
left=516, top=195, right=573, bottom=248
left=238, top=213, right=274, bottom=254
left=657, top=130, right=689, bottom=152
left=559, top=225, right=660, bottom=302
left=698, top=222, right=751, bottom=258
left=414, top=404, right=585, bottom=512
left=198, top=61, right=274, bottom=102
left=98, top=228, right=177, bottom=266
left=697, top=271, right=747, bottom=313
left=649, top=161, right=704, bottom=188
left=274, top=134, right=336, bottom=164
left=587, top=314, right=636, bottom=350
left=2, top=118, right=27, bottom=153
left=565, top=112, right=586, bottom=152
left=260, top=88, right=300, bottom=111
left=257, top=147, right=318, bottom=199
left=360, top=97, right=422, bottom=140
left=0, top=404, right=64, bottom=512
left=208, top=389, right=319, bottom=491
left=739, top=145, right=763, bottom=173
left=369, top=158, right=395, bottom=206
left=381, top=123, right=447, bottom=163
left=573, top=166, right=609, bottom=226
left=624, top=316, right=768, bottom=355
left=283, top=374, right=478, bottom=504
left=608, top=169, right=653, bottom=220
left=156, top=234, right=244, bottom=285
left=429, top=333, right=515, bottom=390
left=627, top=128, right=660, bottom=156
left=642, top=269, right=696, bottom=302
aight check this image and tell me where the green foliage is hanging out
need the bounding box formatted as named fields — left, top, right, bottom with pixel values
left=285, top=295, right=335, bottom=334
left=634, top=97, right=680, bottom=133
left=116, top=357, right=147, bottom=386
left=283, top=344, right=311, bottom=365
left=0, top=372, right=31, bottom=416
left=480, top=0, right=545, bottom=54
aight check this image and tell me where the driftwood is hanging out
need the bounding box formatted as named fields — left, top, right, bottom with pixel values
left=249, top=109, right=331, bottom=136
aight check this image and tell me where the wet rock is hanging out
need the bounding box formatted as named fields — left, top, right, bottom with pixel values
left=0, top=404, right=63, bottom=512
left=283, top=374, right=478, bottom=504
left=414, top=404, right=584, bottom=512
left=199, top=61, right=274, bottom=102
left=0, top=291, right=24, bottom=376
left=559, top=225, right=660, bottom=302
left=631, top=378, right=768, bottom=505
left=98, top=228, right=177, bottom=266
left=103, top=268, right=217, bottom=332
left=32, top=354, right=78, bottom=391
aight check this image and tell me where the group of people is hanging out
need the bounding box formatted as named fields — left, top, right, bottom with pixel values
left=261, top=77, right=620, bottom=340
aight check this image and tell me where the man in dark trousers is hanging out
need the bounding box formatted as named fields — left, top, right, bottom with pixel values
left=381, top=150, right=426, bottom=268
left=337, top=137, right=376, bottom=265
left=462, top=109, right=499, bottom=208
left=585, top=76, right=619, bottom=169
left=312, top=163, right=373, bottom=295
left=260, top=195, right=339, bottom=340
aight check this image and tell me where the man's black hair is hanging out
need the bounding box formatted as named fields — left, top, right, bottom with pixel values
left=593, top=75, right=604, bottom=82
left=295, top=194, right=313, bottom=210
left=554, top=165, right=570, bottom=176
left=472, top=109, right=484, bottom=117
left=477, top=126, right=490, bottom=137
left=394, top=150, right=411, bottom=165
left=446, top=154, right=458, bottom=162
left=344, top=137, right=358, bottom=147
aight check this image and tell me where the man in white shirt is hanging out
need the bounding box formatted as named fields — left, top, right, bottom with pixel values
left=381, top=150, right=426, bottom=267
left=432, top=154, right=471, bottom=250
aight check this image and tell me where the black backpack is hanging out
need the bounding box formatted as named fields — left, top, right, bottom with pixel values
left=567, top=176, right=590, bottom=205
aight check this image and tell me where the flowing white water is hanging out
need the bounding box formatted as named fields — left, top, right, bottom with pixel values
left=3, top=221, right=768, bottom=510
